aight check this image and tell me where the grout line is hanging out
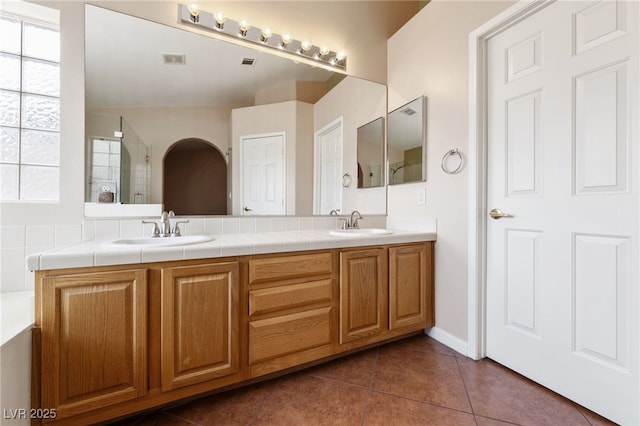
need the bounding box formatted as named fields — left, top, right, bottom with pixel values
left=303, top=372, right=373, bottom=392
left=572, top=401, right=599, bottom=426
left=360, top=389, right=373, bottom=426
left=455, top=355, right=477, bottom=417
left=370, top=389, right=476, bottom=416
left=159, top=411, right=203, bottom=425
left=360, top=347, right=380, bottom=426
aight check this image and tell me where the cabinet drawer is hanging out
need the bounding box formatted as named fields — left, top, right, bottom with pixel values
left=249, top=279, right=332, bottom=317
left=249, top=307, right=331, bottom=364
left=248, top=253, right=332, bottom=284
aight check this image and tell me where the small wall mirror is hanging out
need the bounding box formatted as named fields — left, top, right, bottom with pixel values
left=387, top=96, right=426, bottom=185
left=357, top=117, right=385, bottom=188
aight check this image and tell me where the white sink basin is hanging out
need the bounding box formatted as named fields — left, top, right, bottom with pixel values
left=329, top=228, right=394, bottom=237
left=103, top=235, right=215, bottom=248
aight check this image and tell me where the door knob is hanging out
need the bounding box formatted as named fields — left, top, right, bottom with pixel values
left=244, top=207, right=252, bottom=212
left=489, top=208, right=512, bottom=219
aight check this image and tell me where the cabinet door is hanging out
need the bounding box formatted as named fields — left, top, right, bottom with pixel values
left=339, top=248, right=386, bottom=343
left=161, top=262, right=239, bottom=391
left=41, top=269, right=147, bottom=419
left=389, top=243, right=432, bottom=330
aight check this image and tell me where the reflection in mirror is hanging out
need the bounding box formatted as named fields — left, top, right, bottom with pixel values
left=387, top=97, right=426, bottom=185
left=84, top=4, right=387, bottom=216
left=85, top=113, right=151, bottom=203
left=357, top=117, right=384, bottom=188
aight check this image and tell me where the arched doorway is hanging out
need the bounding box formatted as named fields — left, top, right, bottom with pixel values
left=163, top=139, right=227, bottom=215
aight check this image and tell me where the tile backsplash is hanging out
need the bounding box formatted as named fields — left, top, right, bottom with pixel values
left=1, top=215, right=387, bottom=292
left=0, top=224, right=82, bottom=292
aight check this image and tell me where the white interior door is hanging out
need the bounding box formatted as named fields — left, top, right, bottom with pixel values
left=314, top=119, right=343, bottom=215
left=241, top=133, right=285, bottom=215
left=486, top=1, right=638, bottom=424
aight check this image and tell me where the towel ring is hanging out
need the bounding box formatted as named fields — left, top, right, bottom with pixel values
left=441, top=148, right=464, bottom=174
left=342, top=172, right=352, bottom=188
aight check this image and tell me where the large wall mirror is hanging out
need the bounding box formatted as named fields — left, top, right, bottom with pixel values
left=85, top=4, right=387, bottom=216
left=387, top=96, right=426, bottom=185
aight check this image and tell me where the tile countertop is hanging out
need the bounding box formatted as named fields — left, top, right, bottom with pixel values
left=26, top=229, right=437, bottom=271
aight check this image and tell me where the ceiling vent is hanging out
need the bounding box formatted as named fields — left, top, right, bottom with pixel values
left=241, top=57, right=256, bottom=66
left=402, top=108, right=417, bottom=116
left=162, top=53, right=186, bottom=65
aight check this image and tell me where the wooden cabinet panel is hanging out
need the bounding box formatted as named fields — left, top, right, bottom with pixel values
left=339, top=248, right=386, bottom=343
left=161, top=262, right=239, bottom=391
left=389, top=244, right=431, bottom=330
left=249, top=279, right=332, bottom=317
left=248, top=252, right=332, bottom=284
left=40, top=269, right=147, bottom=419
left=249, top=307, right=331, bottom=364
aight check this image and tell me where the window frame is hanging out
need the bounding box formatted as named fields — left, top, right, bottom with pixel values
left=0, top=12, right=61, bottom=203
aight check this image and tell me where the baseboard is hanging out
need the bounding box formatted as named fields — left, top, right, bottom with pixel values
left=425, top=326, right=468, bottom=357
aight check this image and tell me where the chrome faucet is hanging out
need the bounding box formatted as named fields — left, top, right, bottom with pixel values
left=160, top=210, right=174, bottom=236
left=142, top=210, right=189, bottom=237
left=335, top=210, right=364, bottom=230
left=349, top=210, right=363, bottom=229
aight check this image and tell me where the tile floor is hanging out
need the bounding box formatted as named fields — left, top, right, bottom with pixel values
left=111, top=335, right=615, bottom=426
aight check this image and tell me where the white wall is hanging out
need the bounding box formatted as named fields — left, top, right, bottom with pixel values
left=386, top=0, right=516, bottom=342
left=314, top=77, right=387, bottom=215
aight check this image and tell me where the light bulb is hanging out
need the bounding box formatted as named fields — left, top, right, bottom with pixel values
left=336, top=50, right=346, bottom=61
left=319, top=45, right=330, bottom=56
left=299, top=39, right=312, bottom=54
left=214, top=11, right=224, bottom=30
left=187, top=3, right=200, bottom=23
left=260, top=27, right=272, bottom=43
left=280, top=33, right=292, bottom=48
left=239, top=19, right=250, bottom=37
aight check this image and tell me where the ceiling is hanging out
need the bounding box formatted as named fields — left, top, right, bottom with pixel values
left=85, top=5, right=335, bottom=109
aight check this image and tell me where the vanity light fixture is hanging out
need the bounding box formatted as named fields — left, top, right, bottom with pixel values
left=178, top=3, right=346, bottom=71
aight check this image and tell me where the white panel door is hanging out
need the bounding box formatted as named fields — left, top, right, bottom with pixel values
left=314, top=119, right=343, bottom=215
left=241, top=134, right=285, bottom=215
left=486, top=1, right=638, bottom=424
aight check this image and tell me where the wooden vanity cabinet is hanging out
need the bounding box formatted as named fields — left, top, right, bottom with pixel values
left=160, top=262, right=240, bottom=391
left=32, top=241, right=433, bottom=424
left=36, top=268, right=147, bottom=420
left=246, top=252, right=336, bottom=377
left=339, top=242, right=434, bottom=349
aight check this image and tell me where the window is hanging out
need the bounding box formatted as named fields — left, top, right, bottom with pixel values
left=0, top=13, right=60, bottom=201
